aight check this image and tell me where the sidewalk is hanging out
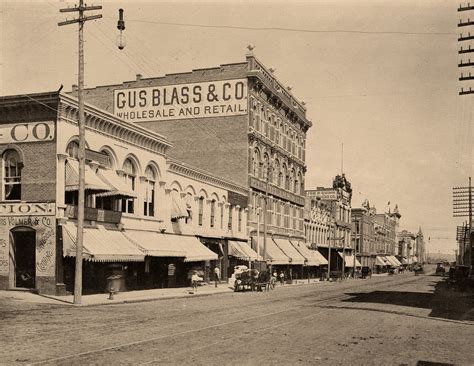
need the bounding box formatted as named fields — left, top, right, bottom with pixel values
left=0, top=273, right=412, bottom=307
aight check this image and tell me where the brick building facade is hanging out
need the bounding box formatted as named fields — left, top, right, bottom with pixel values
left=76, top=52, right=313, bottom=276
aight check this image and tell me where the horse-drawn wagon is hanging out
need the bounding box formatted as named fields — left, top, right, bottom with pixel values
left=233, top=269, right=275, bottom=292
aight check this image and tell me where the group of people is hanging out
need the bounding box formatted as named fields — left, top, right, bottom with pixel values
left=190, top=266, right=221, bottom=292
left=272, top=270, right=287, bottom=286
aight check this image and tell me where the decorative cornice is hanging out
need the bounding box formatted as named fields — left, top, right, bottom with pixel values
left=58, top=93, right=173, bottom=157
left=168, top=159, right=249, bottom=197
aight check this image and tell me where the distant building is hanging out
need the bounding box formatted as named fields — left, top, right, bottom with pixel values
left=351, top=200, right=376, bottom=268
left=305, top=174, right=357, bottom=276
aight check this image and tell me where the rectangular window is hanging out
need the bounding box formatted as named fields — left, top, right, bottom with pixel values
left=210, top=200, right=215, bottom=228
left=220, top=204, right=224, bottom=229
left=238, top=208, right=242, bottom=232
left=198, top=198, right=204, bottom=226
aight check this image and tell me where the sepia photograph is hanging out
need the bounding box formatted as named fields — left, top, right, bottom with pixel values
left=0, top=0, right=473, bottom=365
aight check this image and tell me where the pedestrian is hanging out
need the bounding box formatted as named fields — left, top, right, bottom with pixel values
left=191, top=270, right=199, bottom=292
left=214, top=266, right=220, bottom=287
left=279, top=271, right=285, bottom=286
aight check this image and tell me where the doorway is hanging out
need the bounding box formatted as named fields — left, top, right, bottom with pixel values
left=11, top=227, right=36, bottom=289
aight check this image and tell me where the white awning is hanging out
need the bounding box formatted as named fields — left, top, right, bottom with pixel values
left=170, top=190, right=189, bottom=219
left=375, top=255, right=389, bottom=266
left=228, top=240, right=261, bottom=261
left=62, top=221, right=144, bottom=262
left=65, top=160, right=111, bottom=192
left=386, top=255, right=401, bottom=267
left=338, top=252, right=362, bottom=267
left=273, top=238, right=306, bottom=265
left=95, top=168, right=137, bottom=198
left=290, top=240, right=327, bottom=266
left=253, top=237, right=290, bottom=265
left=162, top=234, right=217, bottom=262
left=122, top=230, right=186, bottom=257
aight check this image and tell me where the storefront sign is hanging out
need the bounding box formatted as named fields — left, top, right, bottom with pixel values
left=249, top=177, right=305, bottom=206
left=0, top=121, right=55, bottom=144
left=0, top=203, right=55, bottom=216
left=309, top=189, right=338, bottom=201
left=114, top=79, right=248, bottom=122
left=0, top=202, right=56, bottom=277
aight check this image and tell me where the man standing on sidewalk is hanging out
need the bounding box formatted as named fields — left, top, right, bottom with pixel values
left=214, top=266, right=221, bottom=287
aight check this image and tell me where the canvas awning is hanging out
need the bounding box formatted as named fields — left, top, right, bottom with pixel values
left=62, top=221, right=144, bottom=262
left=170, top=190, right=189, bottom=219
left=273, top=238, right=306, bottom=265
left=290, top=240, right=328, bottom=266
left=161, top=234, right=217, bottom=262
left=375, top=255, right=390, bottom=266
left=65, top=160, right=111, bottom=192
left=338, top=252, right=362, bottom=267
left=95, top=168, right=137, bottom=198
left=386, top=255, right=401, bottom=267
left=253, top=237, right=290, bottom=265
left=228, top=240, right=261, bottom=261
left=122, top=230, right=186, bottom=257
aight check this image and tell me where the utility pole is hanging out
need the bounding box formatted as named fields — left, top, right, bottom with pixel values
left=458, top=2, right=474, bottom=95
left=453, top=178, right=473, bottom=268
left=58, top=1, right=102, bottom=305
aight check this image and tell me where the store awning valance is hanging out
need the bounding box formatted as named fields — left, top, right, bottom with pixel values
left=273, top=238, right=306, bottom=265
left=122, top=230, right=186, bottom=257
left=338, top=252, right=362, bottom=267
left=290, top=240, right=327, bottom=266
left=253, top=237, right=290, bottom=265
left=95, top=168, right=137, bottom=198
left=170, top=190, right=189, bottom=219
left=162, top=234, right=217, bottom=262
left=65, top=160, right=111, bottom=192
left=375, top=255, right=389, bottom=266
left=228, top=240, right=261, bottom=261
left=62, top=221, right=145, bottom=262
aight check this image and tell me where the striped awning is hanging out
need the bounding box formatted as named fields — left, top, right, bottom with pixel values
left=253, top=237, right=289, bottom=265
left=162, top=234, right=217, bottom=262
left=65, top=160, right=111, bottom=192
left=273, top=238, right=306, bottom=265
left=122, top=230, right=186, bottom=257
left=228, top=240, right=261, bottom=261
left=95, top=168, right=137, bottom=198
left=386, top=255, right=401, bottom=267
left=338, top=252, right=362, bottom=267
left=170, top=190, right=189, bottom=219
left=375, top=255, right=389, bottom=266
left=290, top=240, right=327, bottom=266
left=62, top=221, right=145, bottom=262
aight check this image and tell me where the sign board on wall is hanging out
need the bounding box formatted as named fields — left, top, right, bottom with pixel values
left=0, top=203, right=56, bottom=277
left=114, top=79, right=248, bottom=122
left=0, top=121, right=55, bottom=144
left=308, top=189, right=338, bottom=201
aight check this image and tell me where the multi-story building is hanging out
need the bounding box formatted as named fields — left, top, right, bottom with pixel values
left=415, top=227, right=426, bottom=264
left=0, top=91, right=257, bottom=295
left=305, top=174, right=358, bottom=276
left=351, top=200, right=376, bottom=268
left=77, top=51, right=313, bottom=276
left=398, top=230, right=417, bottom=265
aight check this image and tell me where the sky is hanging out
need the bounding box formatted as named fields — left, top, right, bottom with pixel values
left=1, top=0, right=472, bottom=255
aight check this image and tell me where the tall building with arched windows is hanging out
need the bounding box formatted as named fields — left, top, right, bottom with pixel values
left=78, top=52, right=313, bottom=277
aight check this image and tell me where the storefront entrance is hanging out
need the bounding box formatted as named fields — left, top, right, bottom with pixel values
left=11, top=227, right=36, bottom=289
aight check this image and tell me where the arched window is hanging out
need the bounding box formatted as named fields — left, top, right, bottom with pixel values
left=143, top=166, right=155, bottom=217
left=210, top=199, right=216, bottom=228
left=3, top=150, right=22, bottom=200
left=66, top=141, right=79, bottom=159
left=262, top=153, right=269, bottom=181
left=253, top=148, right=261, bottom=178
left=185, top=193, right=193, bottom=225
left=282, top=164, right=288, bottom=190
left=273, top=159, right=280, bottom=186
left=198, top=197, right=204, bottom=226
left=121, top=158, right=136, bottom=214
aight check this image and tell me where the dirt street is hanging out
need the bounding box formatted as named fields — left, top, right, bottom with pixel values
left=1, top=272, right=473, bottom=365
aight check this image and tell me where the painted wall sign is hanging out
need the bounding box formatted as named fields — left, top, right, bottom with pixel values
left=0, top=121, right=55, bottom=144
left=0, top=202, right=56, bottom=277
left=114, top=79, right=248, bottom=122
left=308, top=190, right=338, bottom=201
left=0, top=203, right=55, bottom=216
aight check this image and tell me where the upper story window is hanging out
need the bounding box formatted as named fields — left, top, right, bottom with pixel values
left=210, top=199, right=216, bottom=228
left=238, top=207, right=242, bottom=232
left=143, top=166, right=155, bottom=217
left=121, top=158, right=136, bottom=214
left=3, top=150, right=22, bottom=201
left=66, top=141, right=79, bottom=159
left=198, top=197, right=204, bottom=226
left=228, top=204, right=233, bottom=230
